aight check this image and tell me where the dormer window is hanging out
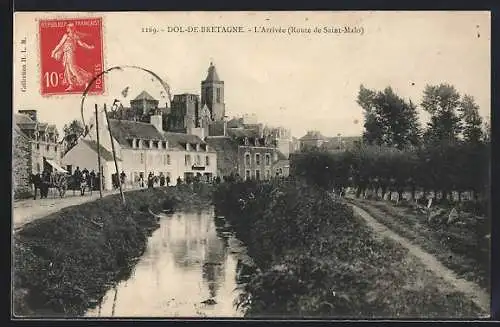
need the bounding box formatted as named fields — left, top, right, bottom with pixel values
left=135, top=139, right=140, bottom=148
left=244, top=137, right=249, bottom=146
left=255, top=138, right=260, bottom=147
left=162, top=141, right=167, bottom=149
left=153, top=140, right=159, bottom=149
left=129, top=139, right=134, bottom=148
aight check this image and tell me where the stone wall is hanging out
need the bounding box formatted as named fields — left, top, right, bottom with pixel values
left=13, top=127, right=33, bottom=198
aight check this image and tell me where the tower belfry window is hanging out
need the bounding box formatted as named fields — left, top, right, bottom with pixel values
left=216, top=88, right=221, bottom=103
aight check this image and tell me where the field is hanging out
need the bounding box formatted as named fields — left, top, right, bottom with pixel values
left=349, top=196, right=490, bottom=291
left=213, top=179, right=485, bottom=318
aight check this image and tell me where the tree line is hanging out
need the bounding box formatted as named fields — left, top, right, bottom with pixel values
left=291, top=83, right=490, bottom=205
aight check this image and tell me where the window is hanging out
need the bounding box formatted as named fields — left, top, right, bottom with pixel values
left=196, top=155, right=201, bottom=165
left=244, top=137, right=249, bottom=146
left=166, top=154, right=171, bottom=165
left=255, top=153, right=261, bottom=165
left=265, top=153, right=271, bottom=166
left=205, top=155, right=210, bottom=166
left=245, top=170, right=251, bottom=180
left=36, top=163, right=40, bottom=173
left=185, top=154, right=191, bottom=166
left=216, top=88, right=221, bottom=103
left=140, top=153, right=144, bottom=164
left=265, top=169, right=271, bottom=180
left=255, top=170, right=260, bottom=180
left=153, top=141, right=159, bottom=149
left=46, top=145, right=50, bottom=151
left=135, top=139, right=140, bottom=148
left=55, top=145, right=58, bottom=152
left=245, top=153, right=251, bottom=166
left=36, top=143, right=40, bottom=150
left=163, top=141, right=167, bottom=149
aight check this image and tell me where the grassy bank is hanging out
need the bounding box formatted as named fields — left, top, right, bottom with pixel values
left=213, top=180, right=484, bottom=318
left=13, top=184, right=213, bottom=317
left=348, top=198, right=490, bottom=291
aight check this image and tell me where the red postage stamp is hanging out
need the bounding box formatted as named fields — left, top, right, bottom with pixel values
left=38, top=17, right=104, bottom=96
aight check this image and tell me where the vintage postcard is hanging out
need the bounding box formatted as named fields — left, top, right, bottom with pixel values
left=12, top=11, right=491, bottom=319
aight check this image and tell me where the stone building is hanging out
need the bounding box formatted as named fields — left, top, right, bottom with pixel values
left=168, top=93, right=212, bottom=137
left=299, top=130, right=328, bottom=151
left=201, top=62, right=225, bottom=122
left=63, top=108, right=217, bottom=190
left=12, top=126, right=32, bottom=198
left=298, top=131, right=362, bottom=152
left=206, top=128, right=289, bottom=180
left=12, top=110, right=63, bottom=198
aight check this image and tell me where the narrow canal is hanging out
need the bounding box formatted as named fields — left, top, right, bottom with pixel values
left=86, top=208, right=253, bottom=317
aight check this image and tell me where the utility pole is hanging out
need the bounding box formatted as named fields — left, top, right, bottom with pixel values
left=103, top=103, right=126, bottom=205
left=95, top=104, right=103, bottom=199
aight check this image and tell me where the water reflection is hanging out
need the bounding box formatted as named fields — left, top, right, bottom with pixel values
left=86, top=209, right=246, bottom=317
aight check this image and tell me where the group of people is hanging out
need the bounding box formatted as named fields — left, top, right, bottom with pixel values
left=71, top=166, right=98, bottom=196
left=30, top=169, right=53, bottom=199
left=137, top=172, right=171, bottom=189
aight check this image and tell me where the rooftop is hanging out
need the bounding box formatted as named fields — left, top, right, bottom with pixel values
left=14, top=113, right=35, bottom=125
left=299, top=131, right=329, bottom=141
left=132, top=90, right=157, bottom=101
left=204, top=62, right=221, bottom=82
left=82, top=139, right=121, bottom=162
left=108, top=119, right=167, bottom=147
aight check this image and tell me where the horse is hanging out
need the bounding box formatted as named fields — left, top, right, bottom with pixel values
left=29, top=173, right=42, bottom=199
left=50, top=172, right=69, bottom=198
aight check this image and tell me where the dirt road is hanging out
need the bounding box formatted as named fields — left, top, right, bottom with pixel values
left=350, top=203, right=490, bottom=315
left=13, top=187, right=141, bottom=230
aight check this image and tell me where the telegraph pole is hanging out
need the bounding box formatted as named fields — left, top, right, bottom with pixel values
left=95, top=104, right=103, bottom=198
left=103, top=103, right=126, bottom=205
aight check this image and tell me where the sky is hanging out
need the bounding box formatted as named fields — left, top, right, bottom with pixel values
left=13, top=11, right=490, bottom=138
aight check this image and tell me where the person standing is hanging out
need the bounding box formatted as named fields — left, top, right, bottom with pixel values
left=89, top=169, right=96, bottom=192
left=80, top=170, right=87, bottom=196
left=41, top=169, right=51, bottom=199
left=147, top=172, right=154, bottom=189
left=166, top=175, right=171, bottom=187
left=120, top=171, right=126, bottom=189
left=159, top=172, right=166, bottom=187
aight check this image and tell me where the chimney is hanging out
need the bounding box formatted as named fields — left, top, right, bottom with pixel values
left=18, top=109, right=38, bottom=122
left=150, top=113, right=163, bottom=132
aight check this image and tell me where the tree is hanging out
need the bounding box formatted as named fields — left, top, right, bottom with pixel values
left=482, top=118, right=491, bottom=143
left=421, top=84, right=462, bottom=144
left=459, top=94, right=483, bottom=144
left=357, top=85, right=421, bottom=150
left=62, top=119, right=85, bottom=154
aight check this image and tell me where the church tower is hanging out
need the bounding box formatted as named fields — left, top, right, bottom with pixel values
left=201, top=62, right=225, bottom=121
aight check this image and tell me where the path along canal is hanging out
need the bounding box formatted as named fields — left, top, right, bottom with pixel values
left=86, top=207, right=254, bottom=317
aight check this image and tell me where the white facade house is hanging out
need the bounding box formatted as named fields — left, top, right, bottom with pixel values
left=62, top=138, right=122, bottom=191
left=62, top=108, right=217, bottom=190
